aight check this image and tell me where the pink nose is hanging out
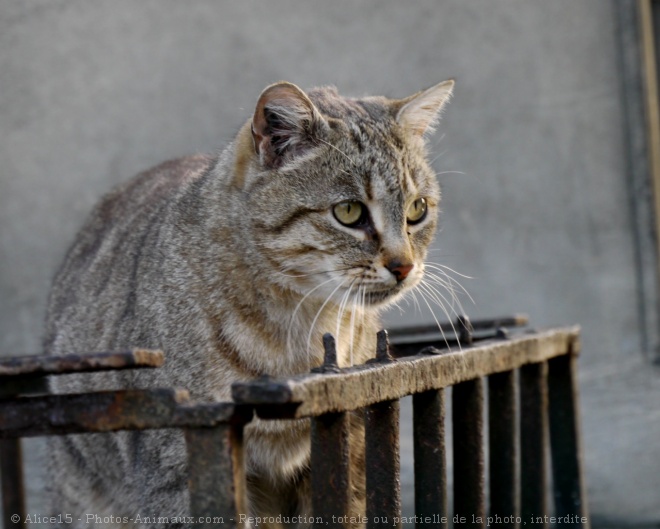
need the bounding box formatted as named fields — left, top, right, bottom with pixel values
left=386, top=262, right=414, bottom=282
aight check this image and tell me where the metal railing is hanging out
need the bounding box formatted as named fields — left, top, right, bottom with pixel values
left=0, top=317, right=588, bottom=529
left=0, top=351, right=249, bottom=529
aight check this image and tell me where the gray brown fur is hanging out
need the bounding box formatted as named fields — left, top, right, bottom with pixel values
left=44, top=80, right=454, bottom=528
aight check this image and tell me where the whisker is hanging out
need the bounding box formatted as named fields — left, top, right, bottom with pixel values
left=418, top=281, right=463, bottom=352
left=409, top=288, right=423, bottom=316
left=422, top=277, right=464, bottom=317
left=421, top=279, right=470, bottom=350
left=390, top=297, right=406, bottom=315
left=424, top=266, right=475, bottom=305
left=275, top=266, right=358, bottom=278
left=423, top=271, right=465, bottom=311
left=306, top=278, right=348, bottom=368
left=286, top=276, right=338, bottom=360
left=415, top=282, right=456, bottom=352
left=431, top=132, right=446, bottom=149
left=435, top=170, right=466, bottom=177
left=335, top=279, right=357, bottom=353
left=425, top=261, right=474, bottom=280
left=348, top=284, right=361, bottom=367
left=427, top=275, right=465, bottom=314
left=360, top=284, right=366, bottom=365
left=428, top=149, right=448, bottom=166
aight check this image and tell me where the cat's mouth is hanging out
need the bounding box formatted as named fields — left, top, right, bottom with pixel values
left=361, top=282, right=411, bottom=306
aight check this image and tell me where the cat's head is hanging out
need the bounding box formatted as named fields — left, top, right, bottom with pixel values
left=238, top=80, right=453, bottom=308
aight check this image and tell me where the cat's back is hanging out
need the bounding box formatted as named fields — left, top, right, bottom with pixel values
left=44, top=154, right=212, bottom=356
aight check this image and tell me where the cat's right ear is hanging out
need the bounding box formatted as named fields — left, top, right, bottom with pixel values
left=251, top=82, right=326, bottom=169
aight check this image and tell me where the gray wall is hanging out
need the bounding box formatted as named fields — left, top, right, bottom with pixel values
left=1, top=1, right=657, bottom=525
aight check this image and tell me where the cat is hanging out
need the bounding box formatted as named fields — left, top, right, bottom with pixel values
left=44, top=78, right=454, bottom=528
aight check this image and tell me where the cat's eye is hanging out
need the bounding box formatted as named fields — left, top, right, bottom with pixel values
left=333, top=201, right=365, bottom=227
left=407, top=198, right=428, bottom=224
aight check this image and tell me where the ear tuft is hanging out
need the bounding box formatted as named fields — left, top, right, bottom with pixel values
left=251, top=82, right=325, bottom=168
left=395, top=79, right=455, bottom=137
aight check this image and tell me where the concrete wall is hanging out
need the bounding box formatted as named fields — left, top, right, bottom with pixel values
left=1, top=1, right=657, bottom=525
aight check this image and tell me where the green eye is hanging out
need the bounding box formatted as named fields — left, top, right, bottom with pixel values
left=407, top=198, right=428, bottom=224
left=333, top=201, right=365, bottom=226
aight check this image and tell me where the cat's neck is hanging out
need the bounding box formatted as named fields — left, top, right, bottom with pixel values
left=219, top=273, right=376, bottom=377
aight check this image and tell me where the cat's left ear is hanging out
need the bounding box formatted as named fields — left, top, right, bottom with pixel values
left=394, top=79, right=455, bottom=137
left=251, top=81, right=327, bottom=169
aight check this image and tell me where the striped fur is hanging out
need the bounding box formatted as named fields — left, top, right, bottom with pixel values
left=45, top=80, right=454, bottom=528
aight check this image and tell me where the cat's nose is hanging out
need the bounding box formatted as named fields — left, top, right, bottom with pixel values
left=386, top=261, right=414, bottom=282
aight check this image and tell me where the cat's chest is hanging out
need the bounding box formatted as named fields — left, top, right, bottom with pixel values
left=214, top=303, right=374, bottom=378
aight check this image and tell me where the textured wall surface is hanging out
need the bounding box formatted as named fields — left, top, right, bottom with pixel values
left=1, top=0, right=657, bottom=525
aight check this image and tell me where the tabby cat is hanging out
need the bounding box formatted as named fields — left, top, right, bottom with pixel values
left=44, top=79, right=454, bottom=528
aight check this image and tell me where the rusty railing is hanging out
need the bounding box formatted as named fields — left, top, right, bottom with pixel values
left=0, top=317, right=588, bottom=529
left=0, top=351, right=248, bottom=529
left=232, top=319, right=588, bottom=529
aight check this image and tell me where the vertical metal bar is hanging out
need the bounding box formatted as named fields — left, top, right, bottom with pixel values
left=365, top=399, right=401, bottom=529
left=452, top=378, right=486, bottom=529
left=488, top=370, right=519, bottom=528
left=519, top=362, right=549, bottom=527
left=185, top=423, right=245, bottom=529
left=0, top=438, right=26, bottom=529
left=413, top=389, right=447, bottom=529
left=311, top=412, right=350, bottom=528
left=547, top=353, right=590, bottom=528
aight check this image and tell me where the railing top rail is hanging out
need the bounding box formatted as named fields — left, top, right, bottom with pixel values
left=232, top=326, right=580, bottom=419
left=387, top=313, right=529, bottom=342
left=0, top=388, right=249, bottom=439
left=0, top=349, right=164, bottom=379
